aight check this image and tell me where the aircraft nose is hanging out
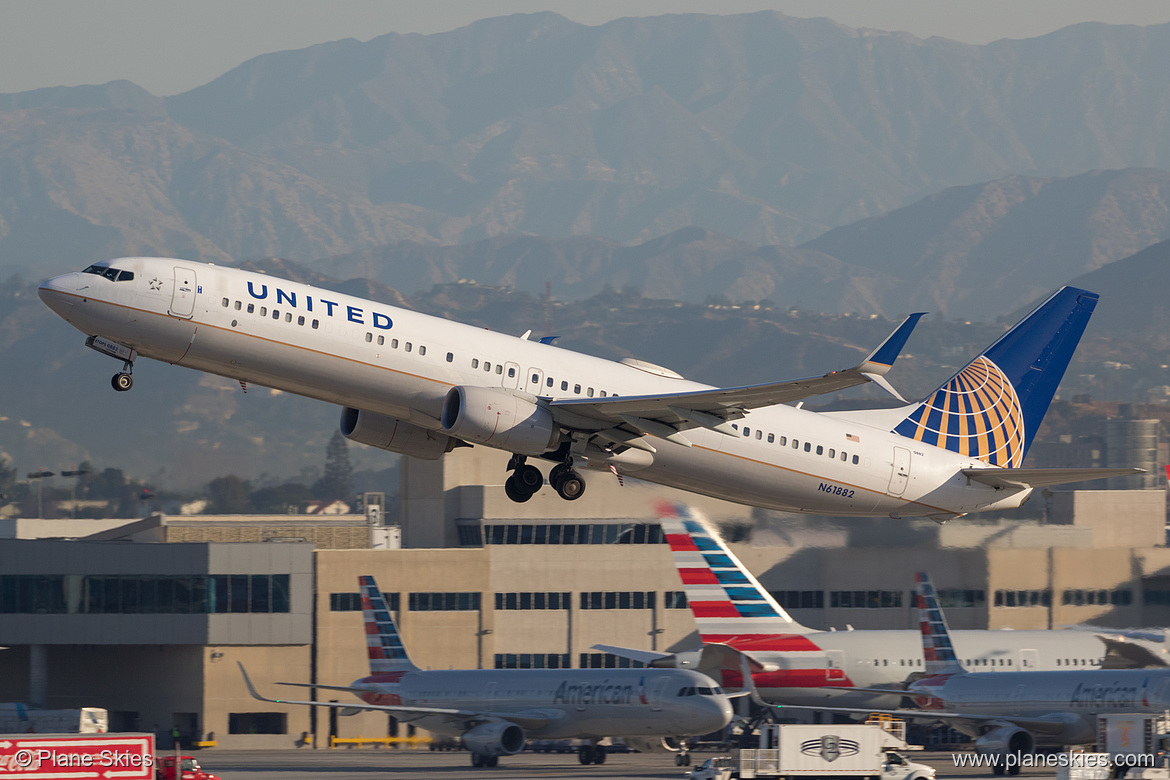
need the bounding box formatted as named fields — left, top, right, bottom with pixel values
left=38, top=273, right=80, bottom=320
left=697, top=695, right=734, bottom=732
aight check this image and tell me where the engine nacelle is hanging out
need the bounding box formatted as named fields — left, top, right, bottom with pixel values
left=974, top=725, right=1034, bottom=761
left=441, top=386, right=559, bottom=456
left=461, top=720, right=526, bottom=757
left=622, top=736, right=681, bottom=753
left=340, top=407, right=462, bottom=460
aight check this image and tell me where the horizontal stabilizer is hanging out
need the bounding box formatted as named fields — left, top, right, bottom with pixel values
left=961, top=467, right=1145, bottom=489
left=1094, top=635, right=1170, bottom=669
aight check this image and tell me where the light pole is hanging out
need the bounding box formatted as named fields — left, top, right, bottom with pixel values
left=61, top=468, right=88, bottom=517
left=26, top=470, right=54, bottom=519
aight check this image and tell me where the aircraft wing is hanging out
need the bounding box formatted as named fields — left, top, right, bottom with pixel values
left=239, top=663, right=553, bottom=730
left=590, top=644, right=677, bottom=666
left=549, top=313, right=924, bottom=447
left=961, top=467, right=1145, bottom=490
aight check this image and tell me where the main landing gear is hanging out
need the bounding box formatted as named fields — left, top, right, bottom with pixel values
left=577, top=744, right=606, bottom=765
left=470, top=752, right=498, bottom=767
left=504, top=456, right=586, bottom=502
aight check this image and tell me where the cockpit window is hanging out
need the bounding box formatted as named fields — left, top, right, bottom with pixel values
left=82, top=265, right=134, bottom=282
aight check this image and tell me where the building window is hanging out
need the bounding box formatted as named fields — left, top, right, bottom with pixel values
left=996, top=589, right=1052, bottom=607
left=664, top=591, right=688, bottom=609
left=0, top=574, right=291, bottom=615
left=937, top=589, right=986, bottom=608
left=579, top=591, right=656, bottom=610
left=830, top=590, right=903, bottom=609
left=1061, top=589, right=1129, bottom=607
left=494, top=592, right=570, bottom=610
left=771, top=590, right=824, bottom=609
left=480, top=523, right=664, bottom=545
left=228, top=713, right=286, bottom=735
left=495, top=653, right=570, bottom=669
left=408, top=592, right=481, bottom=611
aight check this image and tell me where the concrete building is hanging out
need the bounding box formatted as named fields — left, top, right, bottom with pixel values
left=1, top=446, right=1168, bottom=748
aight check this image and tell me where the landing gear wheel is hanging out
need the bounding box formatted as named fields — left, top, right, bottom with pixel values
left=471, top=753, right=482, bottom=767
left=487, top=755, right=499, bottom=767
left=992, top=763, right=1006, bottom=776
left=553, top=470, right=585, bottom=501
left=578, top=746, right=593, bottom=765
left=516, top=463, right=543, bottom=492
left=592, top=746, right=606, bottom=764
left=504, top=475, right=533, bottom=503
left=111, top=372, right=133, bottom=392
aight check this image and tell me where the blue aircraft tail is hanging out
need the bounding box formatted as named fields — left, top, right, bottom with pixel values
left=892, top=286, right=1097, bottom=467
left=359, top=575, right=417, bottom=674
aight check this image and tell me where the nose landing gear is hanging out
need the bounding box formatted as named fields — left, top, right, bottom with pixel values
left=111, top=369, right=134, bottom=392
left=85, top=335, right=137, bottom=392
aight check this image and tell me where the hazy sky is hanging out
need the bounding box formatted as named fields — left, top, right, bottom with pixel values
left=6, top=1, right=1170, bottom=96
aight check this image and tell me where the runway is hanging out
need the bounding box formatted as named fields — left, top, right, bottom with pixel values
left=199, top=748, right=1059, bottom=779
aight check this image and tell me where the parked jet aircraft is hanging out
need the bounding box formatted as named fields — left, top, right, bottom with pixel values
left=241, top=575, right=732, bottom=767
left=790, top=573, right=1170, bottom=774
left=39, top=258, right=1138, bottom=518
left=596, top=503, right=1166, bottom=708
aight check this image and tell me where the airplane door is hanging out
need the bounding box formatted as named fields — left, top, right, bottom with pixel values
left=649, top=676, right=669, bottom=712
left=525, top=368, right=544, bottom=395
left=1019, top=649, right=1038, bottom=669
left=888, top=447, right=911, bottom=496
left=169, top=266, right=198, bottom=319
left=502, top=361, right=521, bottom=389
left=826, top=650, right=846, bottom=682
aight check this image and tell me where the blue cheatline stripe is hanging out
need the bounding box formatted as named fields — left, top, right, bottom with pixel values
left=724, top=587, right=767, bottom=600
left=736, top=603, right=781, bottom=617
left=693, top=537, right=721, bottom=551
left=703, top=554, right=735, bottom=567
left=715, top=570, right=750, bottom=585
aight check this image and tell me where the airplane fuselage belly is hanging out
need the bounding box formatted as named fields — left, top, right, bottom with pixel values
left=40, top=258, right=1043, bottom=518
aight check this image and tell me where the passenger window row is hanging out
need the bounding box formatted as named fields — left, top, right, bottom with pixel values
left=730, top=423, right=860, bottom=464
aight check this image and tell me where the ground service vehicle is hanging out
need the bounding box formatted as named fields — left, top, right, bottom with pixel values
left=0, top=704, right=108, bottom=733
left=687, top=724, right=934, bottom=780
left=155, top=755, right=221, bottom=780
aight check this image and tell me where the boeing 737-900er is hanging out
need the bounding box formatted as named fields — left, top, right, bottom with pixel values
left=39, top=258, right=1139, bottom=519
left=595, top=504, right=1166, bottom=710
left=240, top=575, right=732, bottom=768
left=778, top=573, right=1170, bottom=774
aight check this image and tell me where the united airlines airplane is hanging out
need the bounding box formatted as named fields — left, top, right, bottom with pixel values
left=595, top=504, right=1166, bottom=708
left=38, top=257, right=1138, bottom=519
left=241, top=576, right=731, bottom=768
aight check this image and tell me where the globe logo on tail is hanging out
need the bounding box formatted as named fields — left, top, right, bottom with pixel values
left=894, top=356, right=1024, bottom=467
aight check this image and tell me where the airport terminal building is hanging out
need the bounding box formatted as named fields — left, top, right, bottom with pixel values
left=1, top=447, right=1168, bottom=748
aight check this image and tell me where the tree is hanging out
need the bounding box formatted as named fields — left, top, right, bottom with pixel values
left=207, top=475, right=251, bottom=514
left=313, top=431, right=354, bottom=502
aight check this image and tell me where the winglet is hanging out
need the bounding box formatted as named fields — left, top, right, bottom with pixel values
left=859, top=312, right=926, bottom=376
left=239, top=662, right=282, bottom=704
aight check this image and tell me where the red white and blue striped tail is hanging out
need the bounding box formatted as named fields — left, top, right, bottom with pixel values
left=657, top=502, right=812, bottom=641
left=915, top=572, right=964, bottom=678
left=359, top=575, right=417, bottom=674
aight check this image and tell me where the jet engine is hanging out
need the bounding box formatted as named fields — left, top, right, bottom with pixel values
left=441, top=386, right=560, bottom=456
left=974, top=724, right=1034, bottom=771
left=622, top=736, right=681, bottom=753
left=340, top=407, right=463, bottom=460
left=461, top=720, right=526, bottom=756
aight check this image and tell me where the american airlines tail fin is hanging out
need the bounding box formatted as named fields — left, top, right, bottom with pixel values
left=657, top=502, right=813, bottom=641
left=915, top=572, right=964, bottom=678
left=890, top=287, right=1098, bottom=467
left=359, top=575, right=418, bottom=674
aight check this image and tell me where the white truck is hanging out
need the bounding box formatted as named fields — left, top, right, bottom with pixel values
left=0, top=703, right=109, bottom=733
left=687, top=723, right=935, bottom=780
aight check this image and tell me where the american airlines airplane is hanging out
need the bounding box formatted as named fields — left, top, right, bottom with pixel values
left=38, top=257, right=1137, bottom=518
left=800, top=574, right=1170, bottom=774
left=596, top=504, right=1166, bottom=708
left=240, top=576, right=732, bottom=768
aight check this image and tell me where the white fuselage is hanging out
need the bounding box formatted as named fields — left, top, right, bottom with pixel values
left=39, top=257, right=1034, bottom=517
left=913, top=668, right=1170, bottom=745
left=724, top=628, right=1142, bottom=709
left=354, top=667, right=731, bottom=739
